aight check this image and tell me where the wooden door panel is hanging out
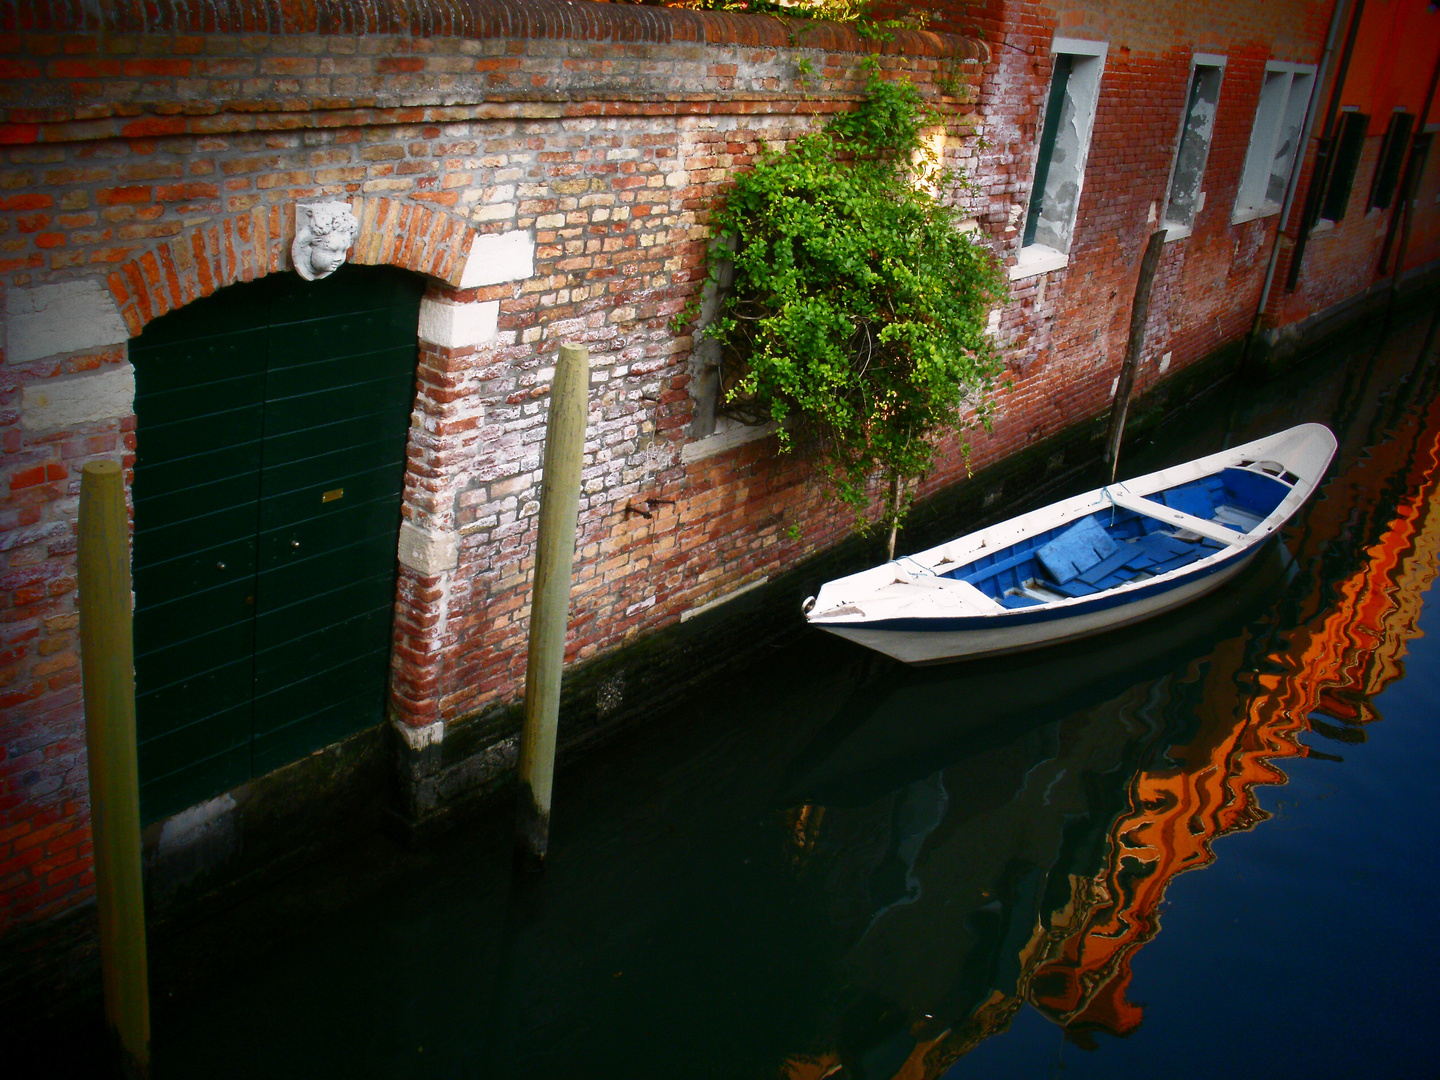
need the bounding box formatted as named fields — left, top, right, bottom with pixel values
left=256, top=462, right=406, bottom=532
left=136, top=659, right=253, bottom=743
left=256, top=495, right=404, bottom=571
left=261, top=409, right=411, bottom=469
left=253, top=607, right=393, bottom=688
left=132, top=503, right=261, bottom=571
left=130, top=264, right=421, bottom=823
left=134, top=577, right=256, bottom=655
left=261, top=371, right=415, bottom=439
left=134, top=620, right=255, bottom=693
left=135, top=406, right=266, bottom=467
left=251, top=573, right=397, bottom=652
left=132, top=535, right=257, bottom=608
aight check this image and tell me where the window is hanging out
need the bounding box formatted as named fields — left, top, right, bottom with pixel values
left=1368, top=111, right=1415, bottom=211
left=1320, top=110, right=1370, bottom=223
left=1014, top=38, right=1108, bottom=279
left=1234, top=61, right=1316, bottom=222
left=1161, top=56, right=1226, bottom=236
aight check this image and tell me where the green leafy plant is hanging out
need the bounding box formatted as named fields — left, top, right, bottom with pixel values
left=703, top=69, right=1007, bottom=558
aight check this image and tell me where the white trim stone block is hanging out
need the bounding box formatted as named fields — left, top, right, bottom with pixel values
left=417, top=297, right=499, bottom=349
left=397, top=520, right=459, bottom=576
left=21, top=364, right=135, bottom=431
left=459, top=229, right=535, bottom=287
left=5, top=281, right=129, bottom=365
left=393, top=718, right=445, bottom=750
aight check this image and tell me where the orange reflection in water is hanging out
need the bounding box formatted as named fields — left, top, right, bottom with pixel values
left=787, top=392, right=1440, bottom=1080
left=1022, top=393, right=1440, bottom=1045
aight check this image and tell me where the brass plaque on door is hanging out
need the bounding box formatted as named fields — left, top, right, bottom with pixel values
left=322, top=488, right=344, bottom=503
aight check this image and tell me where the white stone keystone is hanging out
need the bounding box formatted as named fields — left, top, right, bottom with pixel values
left=417, top=297, right=499, bottom=349
left=21, top=364, right=135, bottom=431
left=458, top=229, right=535, bottom=287
left=397, top=521, right=460, bottom=576
left=6, top=281, right=129, bottom=365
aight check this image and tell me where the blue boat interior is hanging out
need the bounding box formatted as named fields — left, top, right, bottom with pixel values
left=938, top=466, right=1293, bottom=608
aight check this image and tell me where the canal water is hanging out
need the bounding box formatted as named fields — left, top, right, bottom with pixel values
left=134, top=304, right=1438, bottom=1080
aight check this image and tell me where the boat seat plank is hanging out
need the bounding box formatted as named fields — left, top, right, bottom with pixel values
left=1150, top=547, right=1209, bottom=574
left=1105, top=487, right=1246, bottom=545
left=956, top=546, right=1040, bottom=586
left=1000, top=593, right=1043, bottom=609
left=1048, top=578, right=1100, bottom=598
left=1076, top=545, right=1148, bottom=586
left=1213, top=504, right=1263, bottom=531
left=1134, top=533, right=1193, bottom=560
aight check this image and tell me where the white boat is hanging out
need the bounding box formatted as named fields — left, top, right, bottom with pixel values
left=803, top=423, right=1337, bottom=665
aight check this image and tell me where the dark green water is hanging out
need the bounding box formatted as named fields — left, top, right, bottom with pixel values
left=80, top=306, right=1440, bottom=1078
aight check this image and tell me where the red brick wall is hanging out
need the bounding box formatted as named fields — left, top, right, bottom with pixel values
left=0, top=0, right=986, bottom=968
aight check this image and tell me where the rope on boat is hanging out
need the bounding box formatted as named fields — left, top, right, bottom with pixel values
left=897, top=555, right=934, bottom=577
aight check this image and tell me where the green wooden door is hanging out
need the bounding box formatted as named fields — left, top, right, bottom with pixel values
left=131, top=265, right=423, bottom=822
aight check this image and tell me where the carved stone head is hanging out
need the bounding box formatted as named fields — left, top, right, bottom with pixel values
left=292, top=202, right=361, bottom=281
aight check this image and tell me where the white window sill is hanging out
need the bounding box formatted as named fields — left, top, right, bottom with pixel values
left=681, top=420, right=779, bottom=464
left=1162, top=222, right=1192, bottom=242
left=1008, top=244, right=1069, bottom=281
left=1231, top=202, right=1281, bottom=225
left=1310, top=218, right=1336, bottom=236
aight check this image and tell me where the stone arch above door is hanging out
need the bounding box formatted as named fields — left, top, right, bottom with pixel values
left=103, top=197, right=488, bottom=337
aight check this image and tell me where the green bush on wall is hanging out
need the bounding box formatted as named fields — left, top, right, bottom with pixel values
left=703, top=68, right=1008, bottom=556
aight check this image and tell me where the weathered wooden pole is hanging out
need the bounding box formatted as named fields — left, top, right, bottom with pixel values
left=77, top=460, right=150, bottom=1078
left=515, top=342, right=589, bottom=870
left=1105, top=229, right=1168, bottom=483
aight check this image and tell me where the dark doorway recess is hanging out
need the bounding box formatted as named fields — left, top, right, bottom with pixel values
left=130, top=265, right=423, bottom=823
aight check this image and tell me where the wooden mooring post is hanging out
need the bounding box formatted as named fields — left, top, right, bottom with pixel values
left=77, top=460, right=151, bottom=1078
left=1105, top=229, right=1168, bottom=483
left=515, top=342, right=590, bottom=870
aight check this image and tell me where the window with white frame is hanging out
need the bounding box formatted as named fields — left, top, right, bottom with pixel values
left=1161, top=55, right=1226, bottom=236
left=1233, top=61, right=1316, bottom=223
left=1014, top=38, right=1108, bottom=279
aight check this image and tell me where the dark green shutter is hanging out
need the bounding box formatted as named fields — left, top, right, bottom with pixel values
left=131, top=265, right=424, bottom=822
left=1322, top=112, right=1370, bottom=222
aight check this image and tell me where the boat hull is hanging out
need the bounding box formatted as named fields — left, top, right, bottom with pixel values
left=805, top=424, right=1336, bottom=666
left=819, top=531, right=1267, bottom=665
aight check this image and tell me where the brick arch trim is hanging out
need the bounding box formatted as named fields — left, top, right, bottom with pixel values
left=106, top=197, right=477, bottom=336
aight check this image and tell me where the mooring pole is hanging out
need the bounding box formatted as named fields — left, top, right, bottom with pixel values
left=515, top=342, right=589, bottom=870
left=77, top=460, right=150, bottom=1078
left=1105, top=229, right=1168, bottom=483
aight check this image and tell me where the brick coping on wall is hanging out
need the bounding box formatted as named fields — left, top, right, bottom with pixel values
left=0, top=0, right=987, bottom=143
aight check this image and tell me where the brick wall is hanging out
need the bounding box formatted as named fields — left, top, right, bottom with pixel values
left=1, top=0, right=989, bottom=985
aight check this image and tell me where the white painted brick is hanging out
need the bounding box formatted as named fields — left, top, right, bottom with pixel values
left=417, top=297, right=499, bottom=349
left=458, top=229, right=536, bottom=287
left=21, top=364, right=135, bottom=431
left=6, top=281, right=129, bottom=365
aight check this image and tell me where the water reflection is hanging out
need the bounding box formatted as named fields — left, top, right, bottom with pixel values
left=139, top=313, right=1440, bottom=1080
left=778, top=329, right=1440, bottom=1078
